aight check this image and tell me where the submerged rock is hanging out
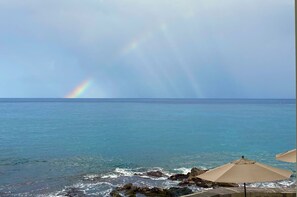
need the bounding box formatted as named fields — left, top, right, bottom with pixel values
left=178, top=177, right=211, bottom=188
left=111, top=183, right=193, bottom=197
left=168, top=167, right=206, bottom=181
left=179, top=177, right=238, bottom=188
left=188, top=167, right=207, bottom=178
left=110, top=190, right=123, bottom=197
left=146, top=170, right=166, bottom=177
left=168, top=173, right=189, bottom=181
left=58, top=188, right=86, bottom=197
left=134, top=170, right=167, bottom=178
left=172, top=167, right=238, bottom=188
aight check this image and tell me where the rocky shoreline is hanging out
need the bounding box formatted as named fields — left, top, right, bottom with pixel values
left=110, top=167, right=238, bottom=197
left=56, top=167, right=294, bottom=197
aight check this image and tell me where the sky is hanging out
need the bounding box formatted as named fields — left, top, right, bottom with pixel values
left=0, top=0, right=295, bottom=98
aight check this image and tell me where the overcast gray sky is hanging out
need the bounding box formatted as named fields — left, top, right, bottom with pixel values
left=0, top=0, right=295, bottom=98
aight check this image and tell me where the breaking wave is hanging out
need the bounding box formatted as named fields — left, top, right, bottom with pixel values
left=5, top=166, right=296, bottom=197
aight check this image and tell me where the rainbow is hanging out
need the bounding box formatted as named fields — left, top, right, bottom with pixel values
left=65, top=79, right=92, bottom=98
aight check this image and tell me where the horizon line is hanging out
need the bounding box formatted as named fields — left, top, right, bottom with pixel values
left=0, top=98, right=295, bottom=100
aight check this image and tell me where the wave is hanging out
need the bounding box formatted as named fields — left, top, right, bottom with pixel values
left=39, top=182, right=118, bottom=197
left=172, top=167, right=192, bottom=174
left=13, top=166, right=297, bottom=197
left=84, top=167, right=176, bottom=181
left=247, top=179, right=296, bottom=188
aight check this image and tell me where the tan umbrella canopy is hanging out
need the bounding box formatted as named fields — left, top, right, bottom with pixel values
left=276, top=149, right=296, bottom=163
left=198, top=156, right=292, bottom=197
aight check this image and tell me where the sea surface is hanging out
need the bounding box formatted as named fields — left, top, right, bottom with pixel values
left=0, top=99, right=295, bottom=196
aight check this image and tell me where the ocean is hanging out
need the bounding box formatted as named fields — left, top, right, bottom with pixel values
left=0, top=99, right=295, bottom=196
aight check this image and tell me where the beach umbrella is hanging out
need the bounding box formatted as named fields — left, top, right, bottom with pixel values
left=197, top=156, right=292, bottom=197
left=276, top=149, right=296, bottom=163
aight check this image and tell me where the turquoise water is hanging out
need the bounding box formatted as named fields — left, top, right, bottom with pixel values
left=0, top=99, right=295, bottom=196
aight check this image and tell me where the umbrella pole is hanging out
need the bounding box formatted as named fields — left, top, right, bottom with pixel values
left=244, top=183, right=247, bottom=197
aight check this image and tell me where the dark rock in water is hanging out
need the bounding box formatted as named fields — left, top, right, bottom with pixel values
left=168, top=167, right=206, bottom=181
left=172, top=167, right=238, bottom=188
left=111, top=183, right=193, bottom=197
left=168, top=173, right=189, bottom=181
left=146, top=170, right=166, bottom=177
left=168, top=187, right=193, bottom=197
left=192, top=178, right=214, bottom=188
left=122, top=183, right=133, bottom=190
left=110, top=190, right=123, bottom=197
left=178, top=177, right=211, bottom=187
left=140, top=187, right=171, bottom=196
left=134, top=170, right=167, bottom=178
left=135, top=167, right=206, bottom=180
left=188, top=167, right=207, bottom=178
left=178, top=177, right=238, bottom=188
left=178, top=179, right=194, bottom=186
left=58, top=188, right=86, bottom=197
left=116, top=183, right=138, bottom=196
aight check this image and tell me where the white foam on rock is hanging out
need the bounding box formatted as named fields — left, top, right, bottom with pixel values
left=173, top=167, right=192, bottom=174
left=114, top=167, right=135, bottom=176
left=83, top=174, right=100, bottom=180
left=101, top=173, right=120, bottom=179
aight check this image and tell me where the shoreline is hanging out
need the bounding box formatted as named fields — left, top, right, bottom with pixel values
left=106, top=167, right=295, bottom=197
left=0, top=166, right=295, bottom=196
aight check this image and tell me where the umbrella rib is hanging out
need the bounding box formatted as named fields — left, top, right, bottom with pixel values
left=211, top=163, right=235, bottom=182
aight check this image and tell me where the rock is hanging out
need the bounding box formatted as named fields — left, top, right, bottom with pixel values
left=146, top=170, right=166, bottom=177
left=168, top=187, right=193, bottom=197
left=194, top=178, right=214, bottom=188
left=134, top=170, right=167, bottom=178
left=58, top=188, right=86, bottom=197
left=178, top=177, right=207, bottom=188
left=188, top=167, right=207, bottom=178
left=178, top=179, right=191, bottom=186
left=110, top=190, right=123, bottom=197
left=171, top=167, right=237, bottom=188
left=168, top=167, right=207, bottom=181
left=143, top=187, right=170, bottom=196
left=111, top=183, right=193, bottom=197
left=169, top=167, right=206, bottom=181
left=124, top=185, right=138, bottom=196
left=115, top=183, right=137, bottom=196
left=168, top=173, right=189, bottom=181
left=178, top=177, right=238, bottom=188
left=124, top=183, right=133, bottom=190
left=178, top=177, right=213, bottom=188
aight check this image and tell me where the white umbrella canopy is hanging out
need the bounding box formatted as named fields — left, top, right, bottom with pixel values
left=276, top=149, right=296, bottom=163
left=198, top=156, right=292, bottom=197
